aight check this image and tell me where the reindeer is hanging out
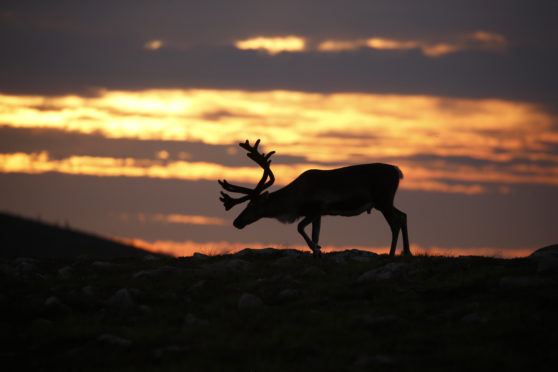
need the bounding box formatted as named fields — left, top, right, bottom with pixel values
left=218, top=139, right=411, bottom=257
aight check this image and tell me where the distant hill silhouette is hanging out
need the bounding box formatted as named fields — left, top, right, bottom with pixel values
left=0, top=212, right=159, bottom=258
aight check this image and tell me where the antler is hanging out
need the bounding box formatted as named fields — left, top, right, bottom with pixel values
left=219, top=191, right=251, bottom=211
left=218, top=139, right=276, bottom=210
left=239, top=139, right=275, bottom=195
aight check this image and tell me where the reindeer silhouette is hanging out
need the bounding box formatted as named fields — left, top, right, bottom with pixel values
left=219, top=139, right=411, bottom=257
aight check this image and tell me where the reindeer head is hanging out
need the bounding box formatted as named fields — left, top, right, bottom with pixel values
left=218, top=139, right=275, bottom=229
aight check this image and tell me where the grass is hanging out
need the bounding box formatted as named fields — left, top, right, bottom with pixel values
left=2, top=250, right=557, bottom=371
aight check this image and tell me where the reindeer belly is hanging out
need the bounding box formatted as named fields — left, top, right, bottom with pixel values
left=323, top=197, right=374, bottom=217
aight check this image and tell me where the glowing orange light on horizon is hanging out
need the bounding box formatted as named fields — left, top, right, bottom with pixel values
left=125, top=238, right=534, bottom=259
left=152, top=213, right=228, bottom=226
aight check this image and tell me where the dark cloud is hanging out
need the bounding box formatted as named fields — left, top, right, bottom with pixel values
left=0, top=126, right=307, bottom=165
left=0, top=1, right=557, bottom=111
left=0, top=32, right=556, bottom=109
left=2, top=1, right=556, bottom=46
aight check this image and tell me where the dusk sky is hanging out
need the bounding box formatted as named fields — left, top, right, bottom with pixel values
left=1, top=1, right=557, bottom=257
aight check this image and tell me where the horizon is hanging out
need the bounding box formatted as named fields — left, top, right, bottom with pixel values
left=1, top=1, right=557, bottom=258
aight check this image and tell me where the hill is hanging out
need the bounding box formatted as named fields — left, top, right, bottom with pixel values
left=2, top=246, right=558, bottom=371
left=0, top=212, right=157, bottom=258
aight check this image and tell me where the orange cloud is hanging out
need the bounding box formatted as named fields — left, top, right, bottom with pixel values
left=235, top=36, right=305, bottom=54
left=1, top=90, right=551, bottom=163
left=1, top=88, right=556, bottom=193
left=317, top=30, right=508, bottom=57
left=144, top=39, right=163, bottom=50
left=3, top=152, right=557, bottom=193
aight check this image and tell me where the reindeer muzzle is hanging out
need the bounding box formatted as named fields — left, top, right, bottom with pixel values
left=233, top=219, right=246, bottom=229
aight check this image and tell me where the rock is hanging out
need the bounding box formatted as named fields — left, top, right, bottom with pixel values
left=328, top=249, right=378, bottom=264
left=223, top=258, right=250, bottom=271
left=132, top=269, right=157, bottom=279
left=187, top=280, right=206, bottom=294
left=273, top=250, right=309, bottom=265
left=133, top=266, right=178, bottom=279
left=204, top=258, right=250, bottom=273
left=184, top=313, right=209, bottom=326
left=358, top=262, right=406, bottom=282
left=327, top=254, right=347, bottom=264
left=530, top=244, right=558, bottom=258
left=57, top=265, right=74, bottom=279
left=13, top=257, right=37, bottom=264
left=192, top=252, right=209, bottom=260
left=32, top=318, right=54, bottom=330
left=350, top=255, right=372, bottom=263
left=44, top=296, right=63, bottom=307
left=91, top=261, right=124, bottom=271
left=277, top=288, right=300, bottom=302
left=235, top=247, right=278, bottom=257
left=354, top=251, right=378, bottom=261
left=81, top=285, right=97, bottom=296
left=35, top=272, right=49, bottom=280
left=238, top=293, right=263, bottom=310
left=142, top=254, right=162, bottom=261
left=44, top=296, right=70, bottom=314
left=302, top=266, right=326, bottom=277
left=460, top=312, right=488, bottom=324
left=282, top=249, right=306, bottom=257
left=159, top=292, right=178, bottom=302
left=353, top=354, right=394, bottom=367
left=499, top=276, right=547, bottom=289
left=13, top=257, right=39, bottom=273
left=19, top=261, right=38, bottom=274
left=530, top=245, right=558, bottom=273
left=152, top=345, right=188, bottom=360
left=352, top=314, right=401, bottom=329
left=0, top=263, right=18, bottom=277
left=108, top=288, right=136, bottom=308
left=536, top=259, right=558, bottom=273
left=97, top=334, right=131, bottom=348
left=273, top=255, right=298, bottom=265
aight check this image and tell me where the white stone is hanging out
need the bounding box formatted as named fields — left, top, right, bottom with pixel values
left=57, top=265, right=74, bottom=279
left=358, top=262, right=406, bottom=282
left=98, top=334, right=131, bottom=347
left=108, top=288, right=135, bottom=308
left=238, top=293, right=263, bottom=310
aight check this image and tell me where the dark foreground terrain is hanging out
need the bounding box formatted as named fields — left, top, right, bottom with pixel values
left=0, top=212, right=155, bottom=258
left=2, top=245, right=558, bottom=371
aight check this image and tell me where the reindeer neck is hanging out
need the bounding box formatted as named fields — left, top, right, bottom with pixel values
left=262, top=188, right=299, bottom=222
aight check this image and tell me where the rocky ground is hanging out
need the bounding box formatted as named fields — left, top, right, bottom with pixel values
left=2, top=247, right=558, bottom=371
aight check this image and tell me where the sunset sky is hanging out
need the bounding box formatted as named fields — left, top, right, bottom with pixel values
left=1, top=1, right=557, bottom=257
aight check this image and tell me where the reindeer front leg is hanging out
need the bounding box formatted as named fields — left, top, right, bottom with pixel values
left=297, top=216, right=322, bottom=257
left=312, top=217, right=321, bottom=245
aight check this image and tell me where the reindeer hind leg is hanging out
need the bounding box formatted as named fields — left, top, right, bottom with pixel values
left=380, top=207, right=401, bottom=257
left=395, top=207, right=411, bottom=256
